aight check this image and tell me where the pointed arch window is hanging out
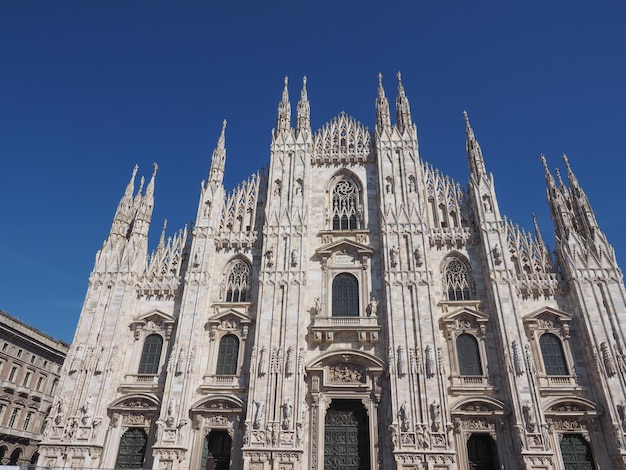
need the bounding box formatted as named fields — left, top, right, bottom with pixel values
left=138, top=334, right=163, bottom=375
left=456, top=333, right=483, bottom=376
left=216, top=335, right=239, bottom=376
left=332, top=273, right=359, bottom=317
left=444, top=258, right=473, bottom=301
left=332, top=180, right=359, bottom=230
left=225, top=260, right=251, bottom=302
left=539, top=333, right=568, bottom=376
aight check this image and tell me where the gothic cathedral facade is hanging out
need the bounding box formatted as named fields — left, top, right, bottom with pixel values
left=39, top=74, right=626, bottom=469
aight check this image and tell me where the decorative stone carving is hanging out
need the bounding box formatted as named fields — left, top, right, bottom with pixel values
left=328, top=363, right=365, bottom=383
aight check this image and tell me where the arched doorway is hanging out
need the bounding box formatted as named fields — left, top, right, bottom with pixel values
left=8, top=448, right=21, bottom=465
left=560, top=434, right=595, bottom=470
left=114, top=428, right=147, bottom=469
left=324, top=399, right=370, bottom=470
left=467, top=434, right=499, bottom=470
left=201, top=430, right=232, bottom=470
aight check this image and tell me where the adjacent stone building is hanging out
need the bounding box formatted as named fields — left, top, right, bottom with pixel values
left=38, top=74, right=626, bottom=469
left=0, top=310, right=68, bottom=466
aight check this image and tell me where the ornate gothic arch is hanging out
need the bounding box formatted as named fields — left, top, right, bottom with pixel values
left=305, top=351, right=383, bottom=470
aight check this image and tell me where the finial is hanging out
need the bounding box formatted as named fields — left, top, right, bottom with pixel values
left=532, top=212, right=545, bottom=246
left=159, top=219, right=168, bottom=247
left=152, top=162, right=158, bottom=177
left=132, top=164, right=139, bottom=179
left=463, top=110, right=474, bottom=138
left=217, top=119, right=227, bottom=149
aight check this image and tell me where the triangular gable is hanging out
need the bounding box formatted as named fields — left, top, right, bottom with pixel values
left=207, top=308, right=253, bottom=327
left=316, top=238, right=373, bottom=257
left=441, top=306, right=489, bottom=326
left=523, top=306, right=573, bottom=323
left=132, top=309, right=176, bottom=325
left=130, top=309, right=176, bottom=339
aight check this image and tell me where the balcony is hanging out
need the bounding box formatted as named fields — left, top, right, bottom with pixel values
left=538, top=374, right=580, bottom=394
left=119, top=374, right=163, bottom=393
left=310, top=315, right=380, bottom=344
left=199, top=374, right=246, bottom=392
left=449, top=375, right=493, bottom=393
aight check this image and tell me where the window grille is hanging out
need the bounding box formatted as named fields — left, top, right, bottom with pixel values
left=332, top=274, right=359, bottom=317
left=457, top=333, right=483, bottom=375
left=539, top=333, right=569, bottom=376
left=138, top=334, right=163, bottom=375
left=216, top=335, right=239, bottom=375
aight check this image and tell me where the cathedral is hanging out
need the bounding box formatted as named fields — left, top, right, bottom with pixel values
left=38, top=73, right=626, bottom=469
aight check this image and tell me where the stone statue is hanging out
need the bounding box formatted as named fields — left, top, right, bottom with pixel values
left=282, top=398, right=293, bottom=429
left=390, top=245, right=399, bottom=267
left=253, top=400, right=265, bottom=429
left=368, top=298, right=378, bottom=316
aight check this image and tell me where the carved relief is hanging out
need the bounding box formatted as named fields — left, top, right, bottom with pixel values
left=327, top=363, right=365, bottom=383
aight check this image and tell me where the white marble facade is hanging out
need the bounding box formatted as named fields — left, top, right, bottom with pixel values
left=39, top=74, right=626, bottom=469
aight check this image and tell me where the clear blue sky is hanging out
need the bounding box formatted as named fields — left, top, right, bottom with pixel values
left=1, top=2, right=625, bottom=342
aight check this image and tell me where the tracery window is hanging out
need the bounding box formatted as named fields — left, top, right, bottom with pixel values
left=332, top=273, right=359, bottom=317
left=215, top=335, right=239, bottom=376
left=456, top=333, right=483, bottom=376
left=444, top=258, right=473, bottom=301
left=115, top=428, right=147, bottom=469
left=539, top=333, right=568, bottom=376
left=332, top=180, right=358, bottom=230
left=138, top=334, right=163, bottom=375
left=225, top=260, right=251, bottom=302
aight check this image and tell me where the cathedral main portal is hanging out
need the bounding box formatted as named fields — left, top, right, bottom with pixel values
left=324, top=400, right=371, bottom=470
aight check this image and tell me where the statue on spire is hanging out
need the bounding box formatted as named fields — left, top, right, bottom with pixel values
left=209, top=120, right=227, bottom=185
left=296, top=76, right=311, bottom=137
left=395, top=72, right=413, bottom=133
left=275, top=76, right=292, bottom=135
left=376, top=73, right=391, bottom=132
left=464, top=111, right=486, bottom=179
